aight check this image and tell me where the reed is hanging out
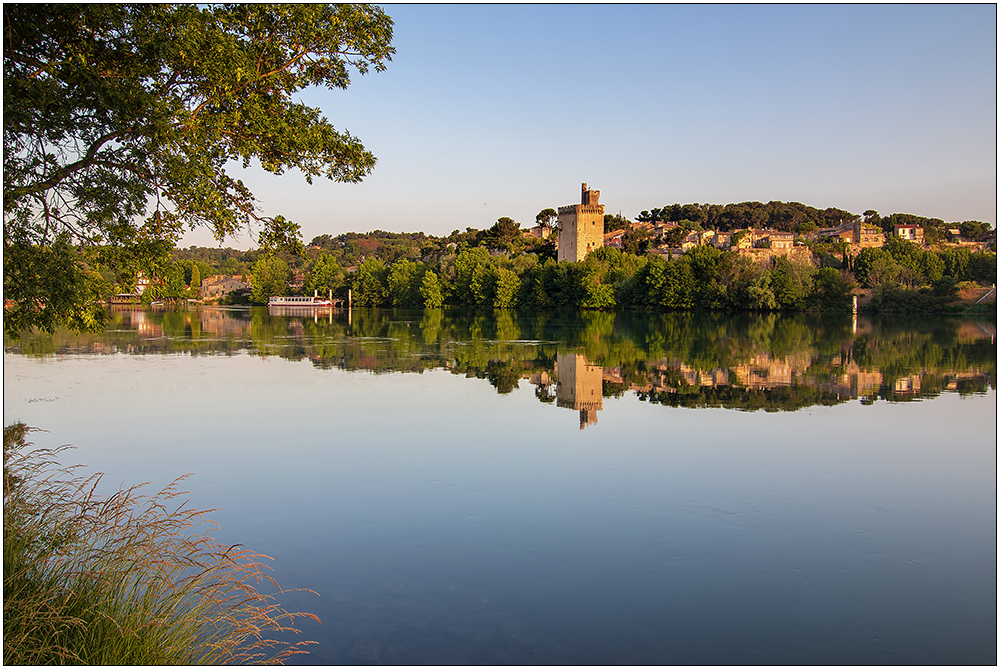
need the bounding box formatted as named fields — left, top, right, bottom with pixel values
left=3, top=422, right=319, bottom=665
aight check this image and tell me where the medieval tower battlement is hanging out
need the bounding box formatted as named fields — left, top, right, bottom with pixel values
left=557, top=182, right=605, bottom=262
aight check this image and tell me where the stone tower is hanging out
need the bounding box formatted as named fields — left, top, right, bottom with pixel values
left=557, top=183, right=605, bottom=262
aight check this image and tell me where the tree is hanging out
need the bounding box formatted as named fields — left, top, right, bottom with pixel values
left=808, top=267, right=854, bottom=311
left=603, top=213, right=630, bottom=233
left=530, top=237, right=557, bottom=262
left=642, top=257, right=694, bottom=309
left=967, top=251, right=997, bottom=284
left=770, top=256, right=813, bottom=309
left=854, top=247, right=899, bottom=288
left=482, top=217, right=522, bottom=253
left=386, top=258, right=421, bottom=307
left=249, top=256, right=289, bottom=304
left=622, top=228, right=652, bottom=256
left=959, top=220, right=993, bottom=242
left=305, top=252, right=344, bottom=297
left=4, top=4, right=394, bottom=337
left=535, top=208, right=557, bottom=228
left=578, top=264, right=615, bottom=309
left=419, top=270, right=444, bottom=308
left=189, top=264, right=201, bottom=290
left=453, top=247, right=492, bottom=306
left=350, top=257, right=388, bottom=306
left=795, top=220, right=818, bottom=235
left=658, top=226, right=685, bottom=248
left=492, top=267, right=520, bottom=308
left=151, top=263, right=189, bottom=301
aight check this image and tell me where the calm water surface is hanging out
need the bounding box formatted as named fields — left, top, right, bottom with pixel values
left=4, top=308, right=996, bottom=664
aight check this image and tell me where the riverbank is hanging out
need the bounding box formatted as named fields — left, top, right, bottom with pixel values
left=2, top=423, right=317, bottom=665
left=854, top=280, right=997, bottom=315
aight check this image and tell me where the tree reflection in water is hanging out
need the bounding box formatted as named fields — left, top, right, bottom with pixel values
left=6, top=306, right=995, bottom=424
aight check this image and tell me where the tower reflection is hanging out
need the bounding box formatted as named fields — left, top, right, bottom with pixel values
left=556, top=352, right=604, bottom=430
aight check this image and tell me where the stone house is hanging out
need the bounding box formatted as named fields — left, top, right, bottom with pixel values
left=817, top=221, right=856, bottom=244
left=730, top=231, right=753, bottom=250
left=816, top=219, right=884, bottom=247
left=526, top=223, right=553, bottom=240
left=765, top=231, right=794, bottom=250
left=649, top=246, right=685, bottom=260
left=603, top=230, right=625, bottom=249
left=200, top=274, right=250, bottom=301
left=712, top=231, right=742, bottom=250
left=629, top=221, right=655, bottom=233
left=893, top=224, right=924, bottom=244
left=745, top=228, right=775, bottom=248
left=855, top=220, right=884, bottom=247
left=653, top=221, right=679, bottom=234
left=694, top=230, right=716, bottom=246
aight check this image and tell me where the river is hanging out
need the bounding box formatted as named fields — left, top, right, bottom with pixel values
left=4, top=307, right=996, bottom=664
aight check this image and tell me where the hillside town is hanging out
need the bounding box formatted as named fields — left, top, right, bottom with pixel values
left=108, top=183, right=995, bottom=311
left=527, top=183, right=994, bottom=264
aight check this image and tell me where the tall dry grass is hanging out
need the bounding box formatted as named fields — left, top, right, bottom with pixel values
left=3, top=422, right=319, bottom=665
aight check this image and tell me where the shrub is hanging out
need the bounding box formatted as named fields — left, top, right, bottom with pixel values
left=3, top=423, right=318, bottom=665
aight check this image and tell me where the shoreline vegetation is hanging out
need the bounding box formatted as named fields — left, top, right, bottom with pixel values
left=3, top=423, right=319, bottom=665
left=128, top=209, right=994, bottom=318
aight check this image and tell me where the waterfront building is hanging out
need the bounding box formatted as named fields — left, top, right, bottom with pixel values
left=200, top=274, right=250, bottom=301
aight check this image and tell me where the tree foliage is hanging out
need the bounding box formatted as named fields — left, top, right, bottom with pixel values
left=638, top=201, right=856, bottom=233
left=351, top=257, right=388, bottom=306
left=535, top=208, right=557, bottom=227
left=3, top=3, right=394, bottom=336
left=305, top=252, right=345, bottom=298
left=249, top=256, right=289, bottom=304
left=419, top=270, right=444, bottom=308
left=387, top=258, right=422, bottom=307
left=481, top=217, right=523, bottom=254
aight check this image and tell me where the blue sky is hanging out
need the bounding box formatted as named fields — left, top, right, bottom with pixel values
left=181, top=4, right=997, bottom=249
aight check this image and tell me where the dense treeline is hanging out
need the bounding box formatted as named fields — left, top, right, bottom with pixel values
left=852, top=236, right=996, bottom=287
left=135, top=239, right=995, bottom=316
left=307, top=218, right=551, bottom=267
left=848, top=236, right=996, bottom=313
left=160, top=234, right=992, bottom=314
left=290, top=239, right=994, bottom=314
left=633, top=201, right=994, bottom=244
left=863, top=211, right=994, bottom=245
left=331, top=244, right=859, bottom=312
left=635, top=201, right=857, bottom=234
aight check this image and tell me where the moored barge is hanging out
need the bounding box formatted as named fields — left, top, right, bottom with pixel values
left=268, top=295, right=335, bottom=307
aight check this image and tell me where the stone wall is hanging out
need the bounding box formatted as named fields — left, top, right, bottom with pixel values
left=738, top=246, right=814, bottom=267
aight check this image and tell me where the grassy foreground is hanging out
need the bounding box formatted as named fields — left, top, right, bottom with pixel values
left=3, top=423, right=318, bottom=664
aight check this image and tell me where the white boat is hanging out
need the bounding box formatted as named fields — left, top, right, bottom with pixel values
left=268, top=294, right=334, bottom=307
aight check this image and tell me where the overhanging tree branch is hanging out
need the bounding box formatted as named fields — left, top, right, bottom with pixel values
left=3, top=3, right=394, bottom=337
